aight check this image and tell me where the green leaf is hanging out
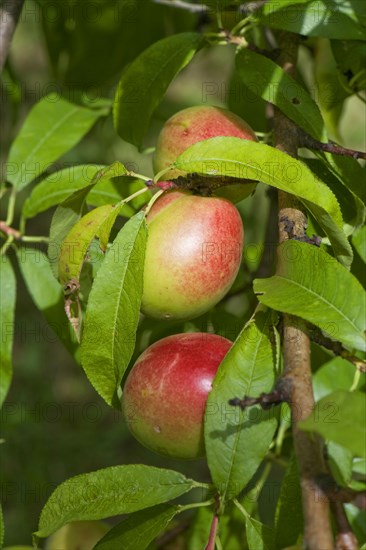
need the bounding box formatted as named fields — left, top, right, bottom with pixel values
left=23, top=161, right=150, bottom=219
left=22, top=164, right=105, bottom=218
left=324, top=155, right=366, bottom=205
left=48, top=185, right=93, bottom=279
left=258, top=1, right=366, bottom=40
left=353, top=226, right=366, bottom=263
left=254, top=241, right=366, bottom=352
left=299, top=390, right=366, bottom=458
left=187, top=506, right=212, bottom=549
left=275, top=457, right=303, bottom=549
left=0, top=256, right=16, bottom=408
left=235, top=48, right=324, bottom=139
left=205, top=308, right=277, bottom=501
left=246, top=516, right=274, bottom=550
left=166, top=137, right=352, bottom=267
left=312, top=358, right=359, bottom=486
left=35, top=465, right=195, bottom=539
left=313, top=357, right=362, bottom=401
left=17, top=248, right=78, bottom=359
left=302, top=158, right=365, bottom=236
left=327, top=441, right=353, bottom=487
left=88, top=177, right=150, bottom=216
left=81, top=213, right=147, bottom=408
left=58, top=204, right=115, bottom=285
left=114, top=32, right=203, bottom=148
left=94, top=504, right=179, bottom=550
left=313, top=38, right=351, bottom=138
left=7, top=96, right=107, bottom=190
left=97, top=207, right=122, bottom=253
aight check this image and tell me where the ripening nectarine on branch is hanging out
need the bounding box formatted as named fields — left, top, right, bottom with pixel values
left=122, top=332, right=232, bottom=459
left=141, top=190, right=244, bottom=321
left=153, top=105, right=258, bottom=202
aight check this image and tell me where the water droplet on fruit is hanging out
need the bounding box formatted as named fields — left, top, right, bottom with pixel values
left=163, top=313, right=172, bottom=320
left=154, top=426, right=161, bottom=433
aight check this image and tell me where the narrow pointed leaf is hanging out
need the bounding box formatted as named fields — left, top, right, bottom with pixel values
left=246, top=517, right=274, bottom=550
left=81, top=212, right=147, bottom=408
left=168, top=137, right=351, bottom=266
left=58, top=204, right=115, bottom=286
left=7, top=96, right=107, bottom=190
left=114, top=32, right=204, bottom=148
left=302, top=158, right=365, bottom=236
left=17, top=249, right=78, bottom=358
left=258, top=1, right=366, bottom=40
left=299, top=390, right=366, bottom=458
left=22, top=164, right=105, bottom=218
left=235, top=48, right=324, bottom=139
left=0, top=256, right=16, bottom=407
left=95, top=504, right=179, bottom=550
left=205, top=308, right=277, bottom=500
left=35, top=465, right=195, bottom=539
left=353, top=227, right=366, bottom=263
left=254, top=241, right=366, bottom=352
left=48, top=185, right=93, bottom=279
left=275, top=457, right=303, bottom=548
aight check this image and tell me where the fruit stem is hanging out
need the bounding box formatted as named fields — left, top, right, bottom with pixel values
left=118, top=186, right=151, bottom=206
left=143, top=189, right=164, bottom=217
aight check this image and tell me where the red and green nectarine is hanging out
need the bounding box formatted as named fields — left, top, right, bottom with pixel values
left=141, top=190, right=244, bottom=320
left=153, top=105, right=258, bottom=202
left=122, top=332, right=232, bottom=459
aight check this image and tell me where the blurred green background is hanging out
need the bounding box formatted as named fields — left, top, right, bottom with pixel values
left=1, top=0, right=365, bottom=546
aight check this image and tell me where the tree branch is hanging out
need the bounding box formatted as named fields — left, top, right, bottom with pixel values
left=316, top=474, right=366, bottom=510
left=273, top=31, right=334, bottom=550
left=299, top=130, right=366, bottom=160
left=0, top=0, right=25, bottom=73
left=310, top=326, right=366, bottom=373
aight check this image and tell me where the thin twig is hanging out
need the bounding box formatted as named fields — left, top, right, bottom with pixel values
left=0, top=0, right=25, bottom=73
left=229, top=379, right=288, bottom=410
left=331, top=501, right=359, bottom=550
left=316, top=474, right=366, bottom=510
left=273, top=31, right=334, bottom=549
left=310, top=327, right=366, bottom=373
left=299, top=130, right=366, bottom=160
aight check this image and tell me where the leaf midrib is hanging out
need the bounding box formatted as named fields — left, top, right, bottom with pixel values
left=267, top=275, right=364, bottom=336
left=224, top=322, right=270, bottom=499
left=175, top=150, right=340, bottom=226
left=12, top=105, right=84, bottom=187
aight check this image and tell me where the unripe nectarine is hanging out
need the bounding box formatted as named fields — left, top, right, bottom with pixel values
left=122, top=332, right=232, bottom=459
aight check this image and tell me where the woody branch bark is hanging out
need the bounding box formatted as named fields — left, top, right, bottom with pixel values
left=274, top=31, right=334, bottom=550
